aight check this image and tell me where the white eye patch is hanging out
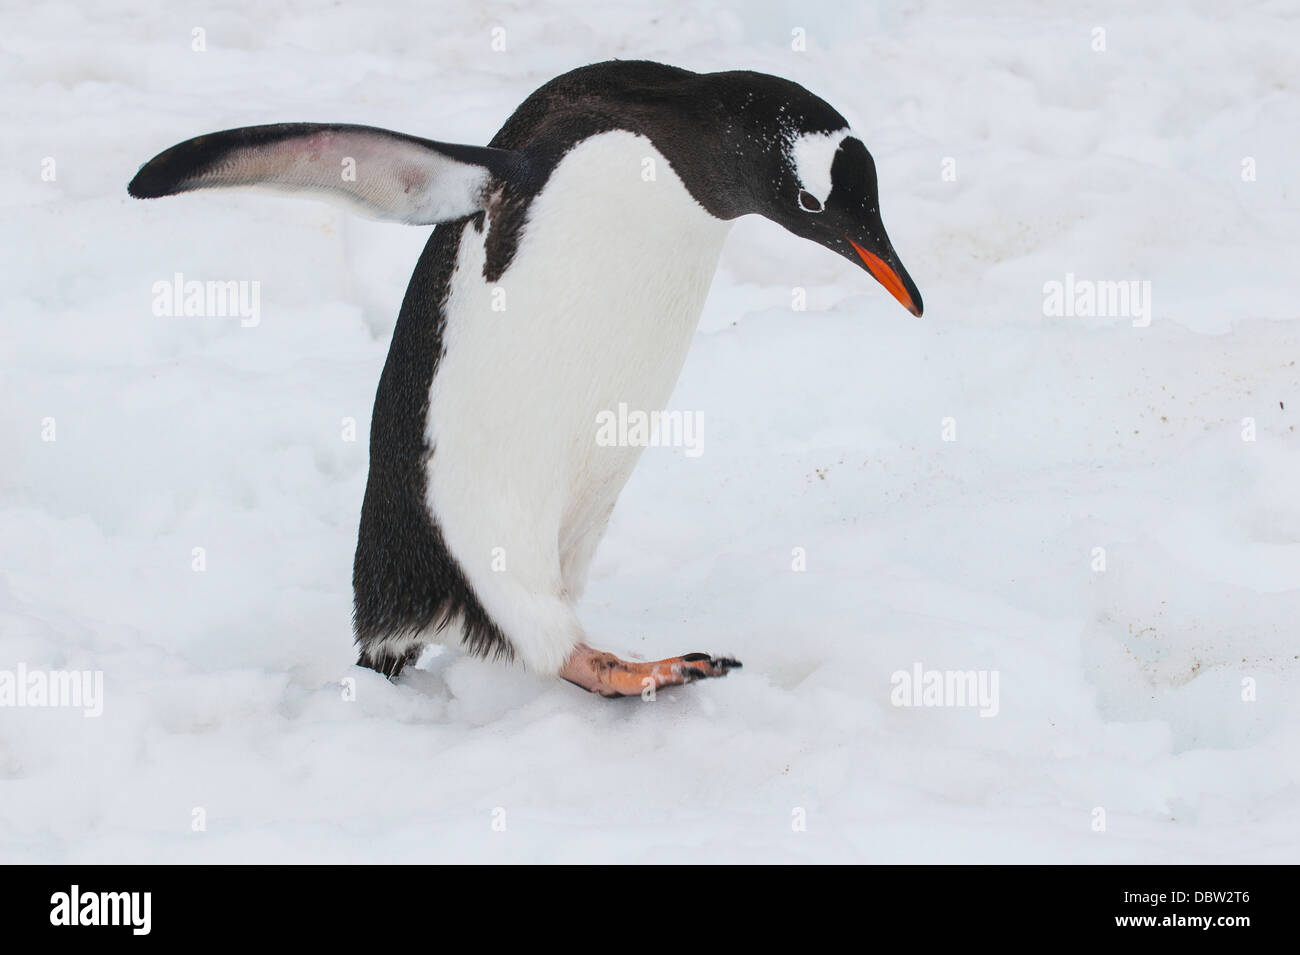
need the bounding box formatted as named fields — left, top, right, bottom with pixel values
left=789, top=128, right=849, bottom=207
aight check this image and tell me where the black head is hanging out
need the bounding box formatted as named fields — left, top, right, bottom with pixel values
left=704, top=71, right=924, bottom=317
left=499, top=63, right=923, bottom=315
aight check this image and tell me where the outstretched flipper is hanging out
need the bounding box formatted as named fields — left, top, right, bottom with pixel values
left=127, top=122, right=532, bottom=224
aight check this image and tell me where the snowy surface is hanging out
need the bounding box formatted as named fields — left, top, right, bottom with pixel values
left=2, top=0, right=1299, bottom=863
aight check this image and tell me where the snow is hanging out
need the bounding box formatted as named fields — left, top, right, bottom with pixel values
left=2, top=0, right=1299, bottom=863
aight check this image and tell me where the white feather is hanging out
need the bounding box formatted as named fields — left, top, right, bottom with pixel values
left=789, top=128, right=849, bottom=204
left=422, top=131, right=732, bottom=674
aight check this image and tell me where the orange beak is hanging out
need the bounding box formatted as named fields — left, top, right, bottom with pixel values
left=847, top=237, right=922, bottom=317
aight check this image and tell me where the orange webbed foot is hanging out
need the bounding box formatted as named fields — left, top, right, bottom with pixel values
left=560, top=644, right=741, bottom=698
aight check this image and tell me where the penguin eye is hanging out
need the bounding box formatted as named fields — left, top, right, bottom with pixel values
left=797, top=189, right=823, bottom=213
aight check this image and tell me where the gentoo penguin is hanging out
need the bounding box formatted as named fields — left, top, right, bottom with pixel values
left=128, top=60, right=923, bottom=697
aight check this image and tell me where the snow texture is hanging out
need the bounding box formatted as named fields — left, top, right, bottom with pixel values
left=1, top=0, right=1298, bottom=863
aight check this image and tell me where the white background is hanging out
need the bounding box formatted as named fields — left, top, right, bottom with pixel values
left=1, top=0, right=1297, bottom=862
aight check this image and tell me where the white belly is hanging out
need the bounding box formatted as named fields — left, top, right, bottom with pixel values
left=424, top=131, right=731, bottom=673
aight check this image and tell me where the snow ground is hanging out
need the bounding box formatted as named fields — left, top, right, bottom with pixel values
left=2, top=0, right=1298, bottom=863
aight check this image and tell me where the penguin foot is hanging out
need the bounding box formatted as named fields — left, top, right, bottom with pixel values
left=560, top=643, right=741, bottom=698
left=356, top=643, right=424, bottom=680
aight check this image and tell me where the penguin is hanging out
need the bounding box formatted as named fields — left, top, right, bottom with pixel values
left=128, top=60, right=923, bottom=698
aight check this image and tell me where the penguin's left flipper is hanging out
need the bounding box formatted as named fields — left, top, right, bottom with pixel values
left=560, top=644, right=741, bottom=698
left=127, top=122, right=534, bottom=225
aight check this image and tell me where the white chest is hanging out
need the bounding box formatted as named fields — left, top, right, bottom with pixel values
left=425, top=131, right=731, bottom=555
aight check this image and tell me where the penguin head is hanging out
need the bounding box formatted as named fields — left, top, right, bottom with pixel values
left=772, top=131, right=922, bottom=317
left=711, top=74, right=923, bottom=317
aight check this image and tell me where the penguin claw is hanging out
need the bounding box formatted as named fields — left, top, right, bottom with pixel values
left=676, top=654, right=742, bottom=682
left=560, top=644, right=742, bottom=698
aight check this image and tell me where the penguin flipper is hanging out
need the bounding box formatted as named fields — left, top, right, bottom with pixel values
left=127, top=122, right=530, bottom=225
